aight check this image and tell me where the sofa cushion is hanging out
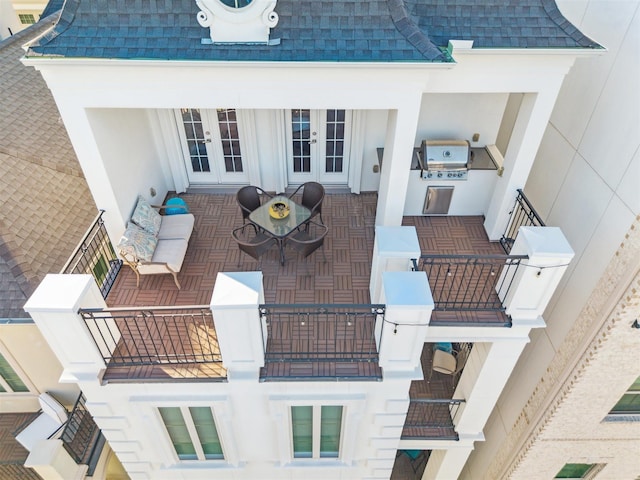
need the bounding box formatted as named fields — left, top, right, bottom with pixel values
left=131, top=195, right=162, bottom=236
left=118, top=223, right=158, bottom=262
left=138, top=238, right=189, bottom=274
left=157, top=213, right=195, bottom=240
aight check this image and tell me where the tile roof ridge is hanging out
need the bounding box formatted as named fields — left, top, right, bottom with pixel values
left=386, top=0, right=449, bottom=62
left=0, top=147, right=85, bottom=179
left=0, top=227, right=36, bottom=306
left=541, top=0, right=602, bottom=48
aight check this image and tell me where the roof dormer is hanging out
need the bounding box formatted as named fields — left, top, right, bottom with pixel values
left=195, top=0, right=279, bottom=44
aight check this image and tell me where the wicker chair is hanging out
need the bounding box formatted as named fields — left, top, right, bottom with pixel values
left=285, top=221, right=328, bottom=261
left=288, top=182, right=325, bottom=224
left=236, top=186, right=273, bottom=228
left=232, top=225, right=277, bottom=263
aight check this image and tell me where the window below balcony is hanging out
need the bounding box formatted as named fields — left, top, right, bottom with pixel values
left=291, top=405, right=343, bottom=459
left=159, top=406, right=224, bottom=461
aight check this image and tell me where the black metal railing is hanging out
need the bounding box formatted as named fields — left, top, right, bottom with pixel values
left=402, top=399, right=465, bottom=440
left=259, top=304, right=384, bottom=363
left=60, top=394, right=104, bottom=474
left=61, top=210, right=122, bottom=299
left=500, top=189, right=546, bottom=254
left=79, top=306, right=223, bottom=368
left=412, top=254, right=528, bottom=312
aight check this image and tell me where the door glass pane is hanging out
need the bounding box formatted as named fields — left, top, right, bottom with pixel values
left=324, top=109, right=346, bottom=173
left=291, top=109, right=311, bottom=173
left=181, top=108, right=211, bottom=173
left=189, top=407, right=224, bottom=459
left=159, top=407, right=197, bottom=460
left=320, top=406, right=342, bottom=458
left=217, top=109, right=243, bottom=173
left=0, top=353, right=28, bottom=392
left=291, top=406, right=312, bottom=458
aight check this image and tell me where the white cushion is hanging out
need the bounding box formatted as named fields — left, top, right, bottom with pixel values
left=137, top=238, right=189, bottom=274
left=38, top=392, right=67, bottom=423
left=157, top=213, right=195, bottom=240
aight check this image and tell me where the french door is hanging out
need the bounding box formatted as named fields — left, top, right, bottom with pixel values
left=175, top=108, right=249, bottom=185
left=286, top=109, right=351, bottom=185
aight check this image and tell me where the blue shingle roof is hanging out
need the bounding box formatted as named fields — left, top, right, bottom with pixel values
left=26, top=0, right=601, bottom=62
left=40, top=0, right=65, bottom=19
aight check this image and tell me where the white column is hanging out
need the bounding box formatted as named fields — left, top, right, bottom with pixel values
left=210, top=271, right=265, bottom=380
left=25, top=439, right=87, bottom=480
left=500, top=226, right=574, bottom=324
left=484, top=85, right=564, bottom=240
left=23, top=274, right=106, bottom=383
left=370, top=226, right=421, bottom=304
left=377, top=271, right=433, bottom=374
left=454, top=339, right=529, bottom=435
left=376, top=100, right=422, bottom=227
left=423, top=446, right=475, bottom=480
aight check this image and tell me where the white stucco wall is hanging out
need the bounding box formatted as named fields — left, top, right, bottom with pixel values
left=0, top=324, right=79, bottom=411
left=460, top=1, right=640, bottom=478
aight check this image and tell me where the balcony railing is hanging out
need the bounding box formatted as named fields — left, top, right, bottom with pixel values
left=402, top=399, right=465, bottom=440
left=79, top=306, right=223, bottom=368
left=501, top=189, right=546, bottom=254
left=259, top=304, right=384, bottom=380
left=60, top=394, right=104, bottom=475
left=412, top=254, right=528, bottom=312
left=61, top=210, right=121, bottom=299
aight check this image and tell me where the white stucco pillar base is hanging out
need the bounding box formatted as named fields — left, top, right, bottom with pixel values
left=501, top=226, right=574, bottom=323
left=370, top=226, right=421, bottom=304
left=24, top=274, right=107, bottom=382
left=210, top=271, right=265, bottom=379
left=378, top=271, right=433, bottom=374
left=25, top=439, right=87, bottom=480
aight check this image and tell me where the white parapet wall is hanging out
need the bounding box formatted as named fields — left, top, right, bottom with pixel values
left=24, top=271, right=437, bottom=480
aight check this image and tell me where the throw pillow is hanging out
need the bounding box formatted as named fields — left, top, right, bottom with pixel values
left=118, top=223, right=158, bottom=262
left=131, top=195, right=162, bottom=236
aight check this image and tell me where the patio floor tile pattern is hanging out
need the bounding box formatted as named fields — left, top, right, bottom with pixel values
left=105, top=192, right=506, bottom=382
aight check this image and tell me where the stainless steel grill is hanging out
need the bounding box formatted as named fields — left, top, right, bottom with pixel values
left=420, top=140, right=470, bottom=180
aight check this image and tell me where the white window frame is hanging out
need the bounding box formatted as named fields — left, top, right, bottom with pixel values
left=290, top=405, right=344, bottom=460
left=0, top=344, right=34, bottom=394
left=268, top=395, right=365, bottom=465
left=158, top=405, right=225, bottom=462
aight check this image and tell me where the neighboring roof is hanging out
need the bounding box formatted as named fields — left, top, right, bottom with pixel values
left=0, top=413, right=43, bottom=479
left=25, top=0, right=601, bottom=62
left=0, top=19, right=96, bottom=318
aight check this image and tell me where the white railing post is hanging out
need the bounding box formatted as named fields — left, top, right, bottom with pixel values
left=498, top=226, right=574, bottom=324
left=210, top=271, right=265, bottom=380
left=370, top=226, right=421, bottom=304
left=377, top=271, right=433, bottom=373
left=24, top=274, right=107, bottom=383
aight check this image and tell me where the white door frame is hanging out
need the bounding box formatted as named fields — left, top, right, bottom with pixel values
left=284, top=109, right=352, bottom=186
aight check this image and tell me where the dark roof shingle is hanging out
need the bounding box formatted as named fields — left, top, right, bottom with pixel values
left=25, top=0, right=601, bottom=62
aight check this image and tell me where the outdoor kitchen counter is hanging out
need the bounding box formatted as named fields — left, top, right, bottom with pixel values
left=401, top=146, right=500, bottom=217
left=376, top=146, right=498, bottom=170
left=468, top=147, right=499, bottom=170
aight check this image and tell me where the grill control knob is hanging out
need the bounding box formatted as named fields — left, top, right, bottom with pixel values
left=437, top=172, right=443, bottom=178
